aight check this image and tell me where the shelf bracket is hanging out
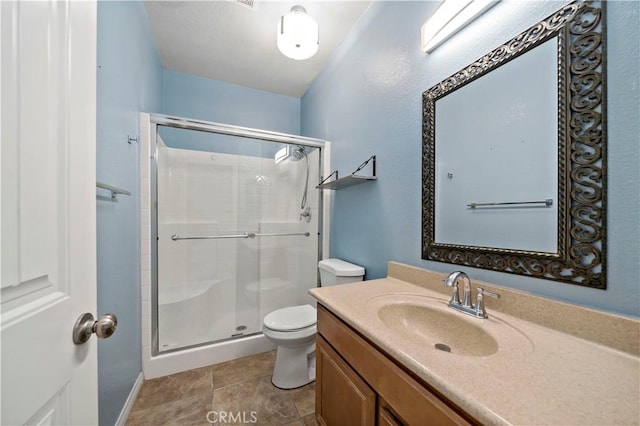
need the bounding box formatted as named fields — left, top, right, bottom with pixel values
left=352, top=155, right=376, bottom=177
left=318, top=170, right=339, bottom=186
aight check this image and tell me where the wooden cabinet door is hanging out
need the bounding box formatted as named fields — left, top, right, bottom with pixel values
left=316, top=335, right=376, bottom=426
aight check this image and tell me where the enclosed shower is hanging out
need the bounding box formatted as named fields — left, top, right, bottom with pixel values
left=140, top=114, right=328, bottom=377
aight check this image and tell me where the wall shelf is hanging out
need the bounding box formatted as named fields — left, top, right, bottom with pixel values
left=317, top=155, right=376, bottom=190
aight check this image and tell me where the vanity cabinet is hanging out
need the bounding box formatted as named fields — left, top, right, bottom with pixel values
left=316, top=305, right=475, bottom=426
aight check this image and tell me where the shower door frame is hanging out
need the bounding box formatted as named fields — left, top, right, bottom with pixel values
left=148, top=113, right=329, bottom=356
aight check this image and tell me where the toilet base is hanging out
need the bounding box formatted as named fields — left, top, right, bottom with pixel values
left=271, top=342, right=316, bottom=389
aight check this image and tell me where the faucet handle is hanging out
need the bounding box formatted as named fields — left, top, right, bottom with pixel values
left=477, top=288, right=500, bottom=299
left=475, top=288, right=500, bottom=318
left=442, top=274, right=460, bottom=306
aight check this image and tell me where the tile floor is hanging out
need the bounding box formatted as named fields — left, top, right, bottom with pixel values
left=126, top=351, right=317, bottom=426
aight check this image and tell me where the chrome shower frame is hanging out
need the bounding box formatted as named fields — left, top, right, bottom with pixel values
left=148, top=113, right=329, bottom=356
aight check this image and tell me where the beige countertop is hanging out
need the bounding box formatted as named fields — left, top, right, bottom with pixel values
left=309, top=267, right=640, bottom=425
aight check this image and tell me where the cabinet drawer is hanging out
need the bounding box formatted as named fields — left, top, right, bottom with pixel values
left=317, top=305, right=474, bottom=426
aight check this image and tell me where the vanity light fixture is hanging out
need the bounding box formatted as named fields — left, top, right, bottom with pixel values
left=277, top=5, right=319, bottom=60
left=421, top=0, right=500, bottom=54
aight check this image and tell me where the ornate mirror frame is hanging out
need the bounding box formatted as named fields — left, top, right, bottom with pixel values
left=422, top=1, right=607, bottom=289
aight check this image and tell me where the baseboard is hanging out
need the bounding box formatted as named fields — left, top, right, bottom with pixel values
left=115, top=372, right=144, bottom=426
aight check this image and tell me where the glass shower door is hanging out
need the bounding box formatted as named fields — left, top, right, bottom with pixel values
left=155, top=125, right=319, bottom=352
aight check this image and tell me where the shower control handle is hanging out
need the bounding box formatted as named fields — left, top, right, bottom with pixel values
left=72, top=313, right=118, bottom=344
left=299, top=206, right=311, bottom=223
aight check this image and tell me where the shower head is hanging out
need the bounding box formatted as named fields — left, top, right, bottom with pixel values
left=273, top=145, right=310, bottom=210
left=292, top=146, right=306, bottom=160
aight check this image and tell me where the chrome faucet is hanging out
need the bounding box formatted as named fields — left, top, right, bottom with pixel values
left=443, top=271, right=500, bottom=318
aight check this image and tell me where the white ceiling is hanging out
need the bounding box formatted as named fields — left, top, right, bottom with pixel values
left=143, top=0, right=373, bottom=98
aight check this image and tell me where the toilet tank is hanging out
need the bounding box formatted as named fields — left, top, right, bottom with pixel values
left=318, top=258, right=365, bottom=286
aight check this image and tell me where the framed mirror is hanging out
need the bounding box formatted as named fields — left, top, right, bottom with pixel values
left=422, top=1, right=607, bottom=289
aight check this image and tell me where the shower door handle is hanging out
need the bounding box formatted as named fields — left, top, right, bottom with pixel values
left=171, top=232, right=310, bottom=241
left=171, top=233, right=249, bottom=240
left=72, top=313, right=118, bottom=344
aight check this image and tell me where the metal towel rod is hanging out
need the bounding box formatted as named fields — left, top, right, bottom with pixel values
left=467, top=199, right=553, bottom=209
left=96, top=182, right=131, bottom=199
left=171, top=232, right=311, bottom=241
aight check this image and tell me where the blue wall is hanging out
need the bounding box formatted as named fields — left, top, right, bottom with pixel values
left=96, top=7, right=302, bottom=424
left=163, top=69, right=300, bottom=134
left=301, top=1, right=640, bottom=317
left=95, top=5, right=638, bottom=423
left=96, top=2, right=162, bottom=425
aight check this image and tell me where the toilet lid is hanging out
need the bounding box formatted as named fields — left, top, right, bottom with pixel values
left=263, top=304, right=317, bottom=331
left=318, top=258, right=365, bottom=276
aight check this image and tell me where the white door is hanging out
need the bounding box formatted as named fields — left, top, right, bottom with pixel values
left=1, top=1, right=99, bottom=425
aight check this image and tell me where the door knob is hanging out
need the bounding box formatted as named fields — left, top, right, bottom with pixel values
left=73, top=313, right=118, bottom=344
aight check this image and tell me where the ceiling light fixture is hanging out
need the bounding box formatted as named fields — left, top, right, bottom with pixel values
left=421, top=0, right=500, bottom=54
left=277, top=5, right=319, bottom=61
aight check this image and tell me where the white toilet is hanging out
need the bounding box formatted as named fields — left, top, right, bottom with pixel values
left=262, top=258, right=365, bottom=389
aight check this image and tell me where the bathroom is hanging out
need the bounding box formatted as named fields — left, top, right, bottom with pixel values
left=1, top=0, right=638, bottom=425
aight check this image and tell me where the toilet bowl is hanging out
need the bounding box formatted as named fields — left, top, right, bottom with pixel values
left=262, top=258, right=365, bottom=389
left=262, top=304, right=317, bottom=389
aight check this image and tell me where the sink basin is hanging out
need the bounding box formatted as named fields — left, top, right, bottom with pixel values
left=366, top=294, right=533, bottom=357
left=377, top=302, right=498, bottom=356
